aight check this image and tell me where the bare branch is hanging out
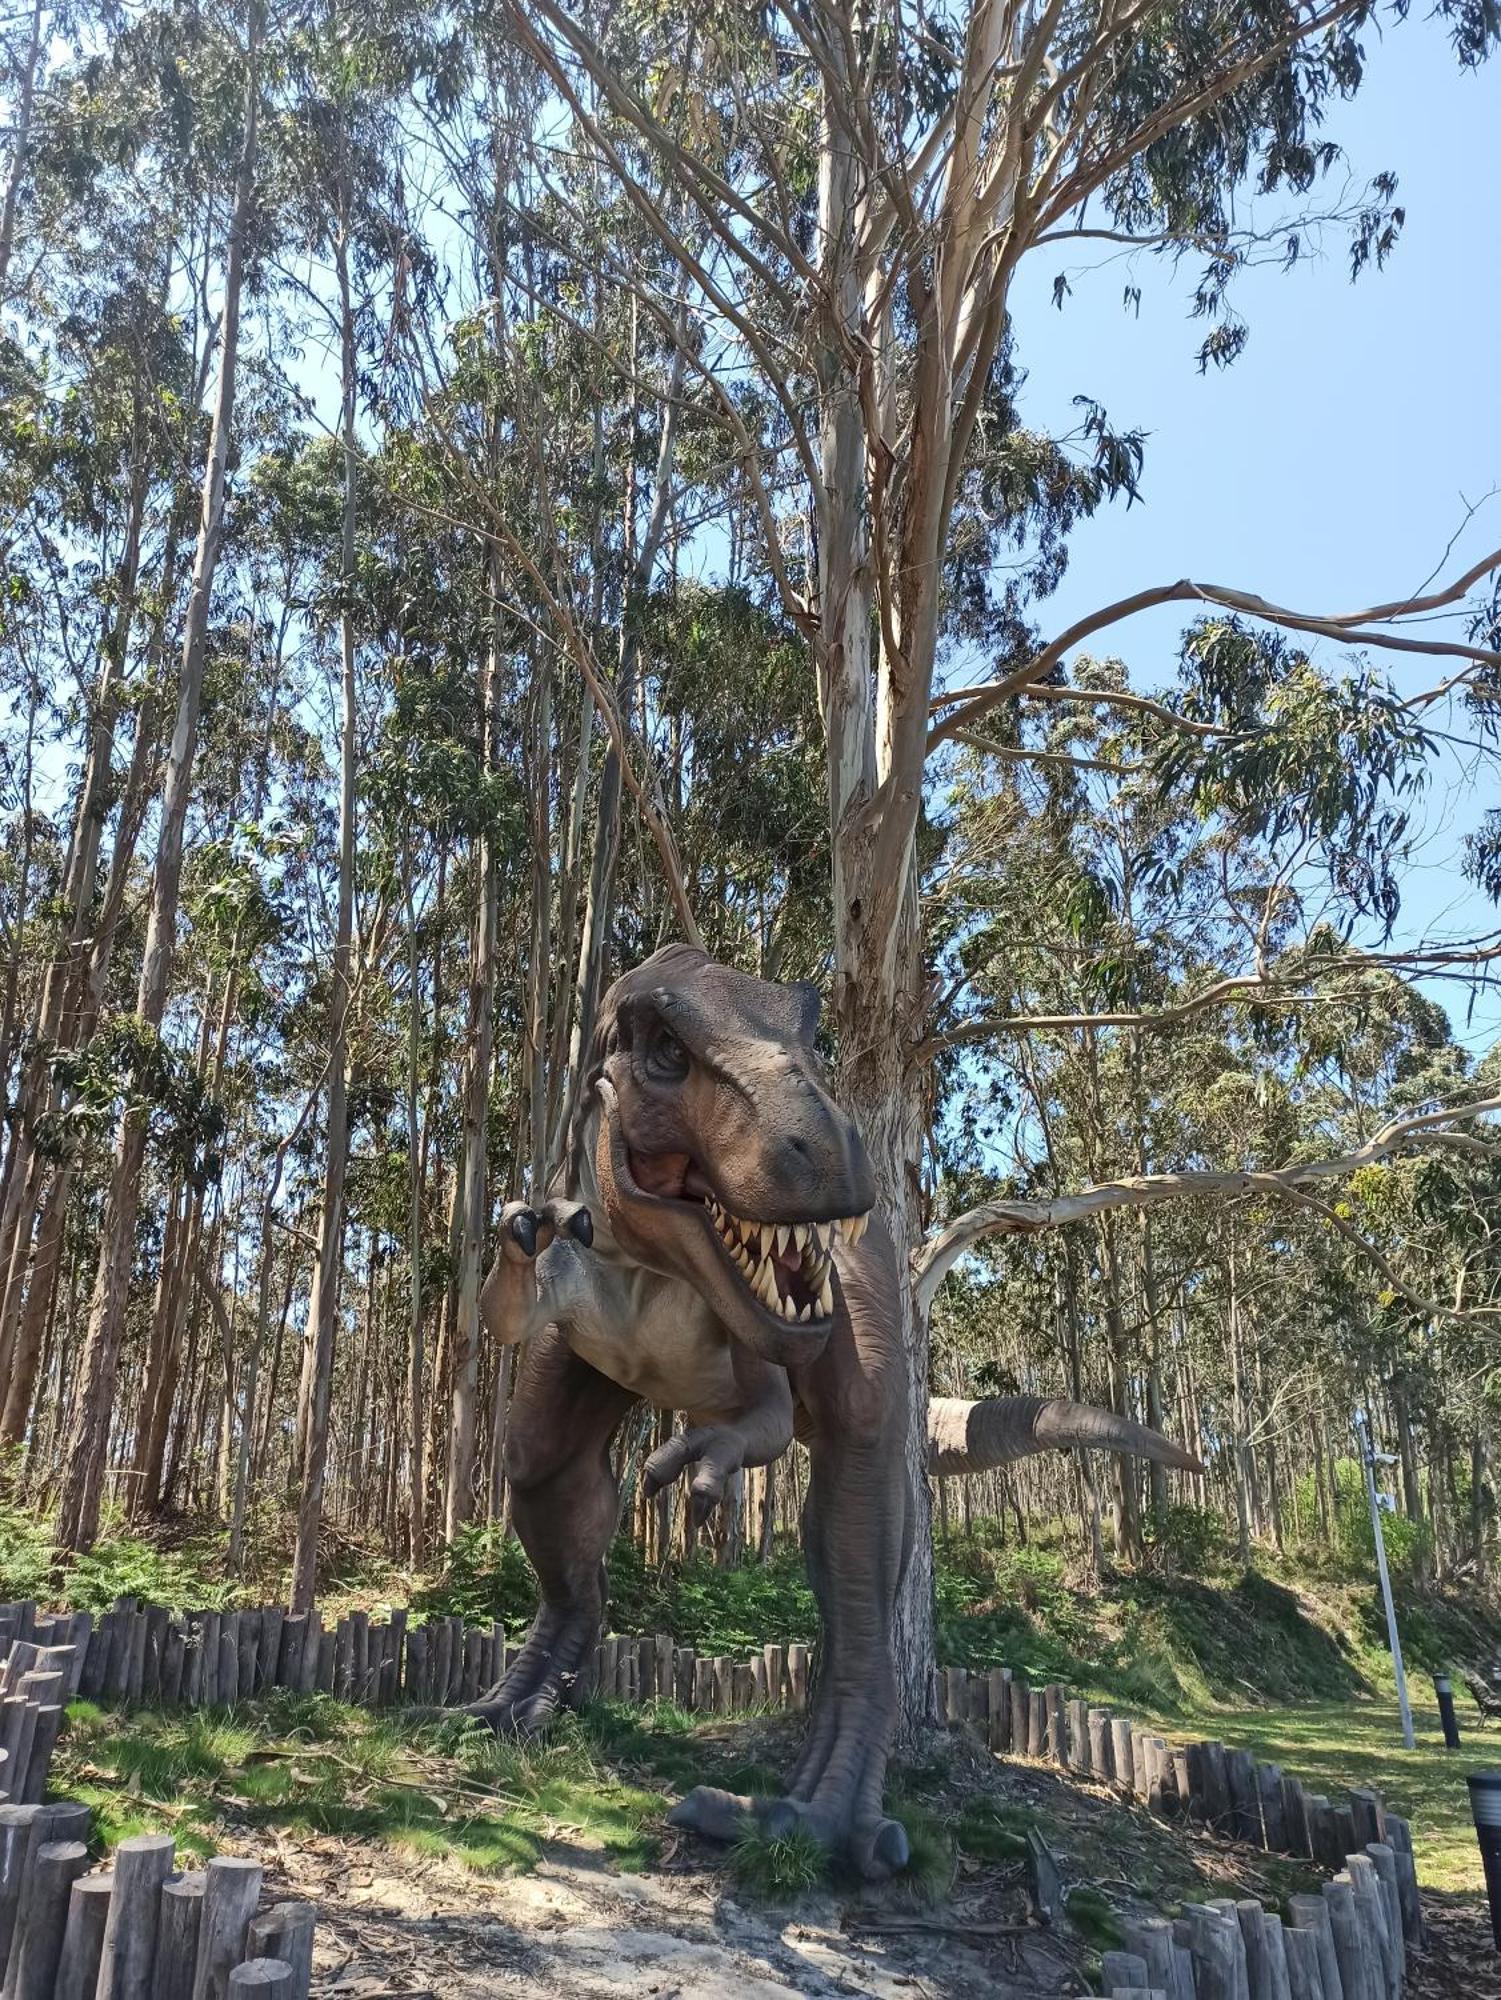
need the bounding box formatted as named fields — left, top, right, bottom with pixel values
left=927, top=556, right=1501, bottom=751
left=912, top=1094, right=1501, bottom=1313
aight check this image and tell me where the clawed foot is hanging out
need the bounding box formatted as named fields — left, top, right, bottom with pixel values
left=668, top=1784, right=910, bottom=1882
left=460, top=1613, right=596, bottom=1738
left=643, top=1426, right=748, bottom=1527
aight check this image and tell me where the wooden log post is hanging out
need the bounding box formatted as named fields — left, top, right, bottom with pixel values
left=1323, top=1874, right=1378, bottom=2000
left=246, top=1900, right=315, bottom=2000
left=1044, top=1684, right=1066, bottom=1764
left=1235, top=1900, right=1285, bottom=2000
left=1364, top=1842, right=1404, bottom=1987
left=988, top=1668, right=1010, bottom=1753
left=217, top=1618, right=241, bottom=1708
left=96, top=1830, right=177, bottom=1999
left=945, top=1667, right=967, bottom=1727
left=1349, top=1788, right=1386, bottom=1847
left=1346, top=1853, right=1398, bottom=2000
left=732, top=1662, right=754, bottom=1712
left=54, top=1872, right=115, bottom=2000
left=1008, top=1677, right=1028, bottom=1755
left=787, top=1645, right=809, bottom=1711
left=1110, top=1717, right=1134, bottom=1790
left=655, top=1633, right=674, bottom=1701
left=1185, top=1902, right=1241, bottom=2000
left=1282, top=1926, right=1325, bottom=2000
left=299, top=1615, right=324, bottom=1699
left=1257, top=1764, right=1288, bottom=1852
left=1067, top=1697, right=1090, bottom=1773
left=1027, top=1688, right=1047, bottom=1760
left=1282, top=1776, right=1311, bottom=1858
left=762, top=1644, right=784, bottom=1708
left=20, top=1706, right=62, bottom=1805
left=1227, top=1750, right=1261, bottom=1843
left=8, top=1837, right=88, bottom=2000
left=200, top=1614, right=221, bottom=1707
left=1205, top=1898, right=1250, bottom=2000
left=1383, top=1816, right=1424, bottom=1947
left=161, top=1625, right=187, bottom=1707
left=675, top=1647, right=696, bottom=1709
left=713, top=1657, right=733, bottom=1716
left=0, top=1804, right=40, bottom=1970
left=1102, top=1951, right=1150, bottom=1990
left=1089, top=1709, right=1114, bottom=1781
left=191, top=1856, right=264, bottom=2000
left=159, top=1873, right=207, bottom=2000
left=1287, top=1894, right=1343, bottom=2000
left=1123, top=1917, right=1191, bottom=2000
left=0, top=1705, right=36, bottom=1811
left=227, top=1962, right=293, bottom=1995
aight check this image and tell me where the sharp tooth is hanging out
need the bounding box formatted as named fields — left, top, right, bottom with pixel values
left=853, top=1214, right=868, bottom=1243
left=756, top=1262, right=777, bottom=1306
left=798, top=1303, right=811, bottom=1323
left=792, top=1222, right=808, bottom=1251
left=818, top=1273, right=833, bottom=1315
left=776, top=1224, right=792, bottom=1257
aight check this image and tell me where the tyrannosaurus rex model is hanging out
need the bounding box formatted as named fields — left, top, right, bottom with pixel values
left=468, top=944, right=1199, bottom=1879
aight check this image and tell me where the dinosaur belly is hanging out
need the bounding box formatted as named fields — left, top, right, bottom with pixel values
left=564, top=1279, right=738, bottom=1412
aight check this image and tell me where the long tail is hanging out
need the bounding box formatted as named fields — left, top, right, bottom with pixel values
left=928, top=1394, right=1204, bottom=1477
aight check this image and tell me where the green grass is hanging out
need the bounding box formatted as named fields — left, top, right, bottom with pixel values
left=56, top=1694, right=668, bottom=1877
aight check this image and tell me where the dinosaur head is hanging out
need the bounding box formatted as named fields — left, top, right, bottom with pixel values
left=579, top=944, right=874, bottom=1365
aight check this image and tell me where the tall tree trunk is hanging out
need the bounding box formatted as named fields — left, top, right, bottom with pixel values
left=290, top=213, right=358, bottom=1613
left=0, top=0, right=43, bottom=297
left=445, top=537, right=503, bottom=1543
left=54, top=13, right=262, bottom=1551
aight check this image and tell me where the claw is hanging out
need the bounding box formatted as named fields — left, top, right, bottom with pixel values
left=853, top=1815, right=910, bottom=1880
left=668, top=1784, right=755, bottom=1844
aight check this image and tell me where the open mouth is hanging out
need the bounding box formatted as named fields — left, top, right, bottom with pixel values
left=620, top=1134, right=868, bottom=1325
left=702, top=1198, right=867, bottom=1323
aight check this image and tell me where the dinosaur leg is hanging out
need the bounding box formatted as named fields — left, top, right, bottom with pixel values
left=465, top=1324, right=637, bottom=1735
left=669, top=1267, right=915, bottom=1880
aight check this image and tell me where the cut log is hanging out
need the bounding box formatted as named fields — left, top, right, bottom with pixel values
left=158, top=1872, right=207, bottom=2000
left=226, top=1961, right=292, bottom=1995
left=1287, top=1893, right=1342, bottom=2000
left=191, top=1856, right=263, bottom=2000
left=245, top=1899, right=315, bottom=2000
left=8, top=1837, right=88, bottom=2000
left=96, top=1829, right=176, bottom=1999
left=54, top=1872, right=114, bottom=2000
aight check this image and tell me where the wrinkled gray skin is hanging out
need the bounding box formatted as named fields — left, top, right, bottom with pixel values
left=468, top=944, right=1201, bottom=1880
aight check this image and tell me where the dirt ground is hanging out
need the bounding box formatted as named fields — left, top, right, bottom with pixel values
left=215, top=1728, right=1500, bottom=1999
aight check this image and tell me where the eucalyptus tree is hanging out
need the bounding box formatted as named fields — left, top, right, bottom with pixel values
left=492, top=0, right=1501, bottom=1726
left=55, top=0, right=267, bottom=1551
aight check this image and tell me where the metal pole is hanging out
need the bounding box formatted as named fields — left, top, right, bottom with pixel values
left=1356, top=1410, right=1415, bottom=1751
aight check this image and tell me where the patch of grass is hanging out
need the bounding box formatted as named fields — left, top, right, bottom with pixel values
left=54, top=1695, right=668, bottom=1879
left=728, top=1819, right=828, bottom=1900
left=1064, top=1881, right=1126, bottom=1952
left=887, top=1799, right=955, bottom=1903
left=956, top=1798, right=1031, bottom=1863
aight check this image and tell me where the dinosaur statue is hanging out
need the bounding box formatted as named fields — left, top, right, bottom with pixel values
left=468, top=943, right=1200, bottom=1879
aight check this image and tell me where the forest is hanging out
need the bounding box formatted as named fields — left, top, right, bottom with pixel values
left=1, top=0, right=1499, bottom=1723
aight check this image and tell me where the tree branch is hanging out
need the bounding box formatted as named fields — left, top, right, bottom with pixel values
left=926, top=555, right=1501, bottom=751
left=912, top=1093, right=1501, bottom=1313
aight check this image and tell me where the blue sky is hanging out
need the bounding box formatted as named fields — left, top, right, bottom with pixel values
left=996, top=18, right=1501, bottom=1048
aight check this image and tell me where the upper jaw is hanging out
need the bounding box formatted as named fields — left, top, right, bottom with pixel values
left=702, top=1196, right=867, bottom=1327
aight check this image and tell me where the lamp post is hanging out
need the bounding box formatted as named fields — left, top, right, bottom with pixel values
left=1469, top=1771, right=1501, bottom=1950
left=1355, top=1410, right=1415, bottom=1752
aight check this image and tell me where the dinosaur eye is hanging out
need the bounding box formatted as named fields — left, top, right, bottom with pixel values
left=648, top=1027, right=689, bottom=1081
